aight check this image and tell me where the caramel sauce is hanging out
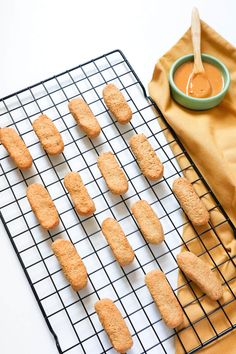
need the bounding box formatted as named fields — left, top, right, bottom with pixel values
left=174, top=61, right=223, bottom=98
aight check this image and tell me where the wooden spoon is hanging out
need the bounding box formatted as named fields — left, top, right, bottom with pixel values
left=187, top=7, right=212, bottom=98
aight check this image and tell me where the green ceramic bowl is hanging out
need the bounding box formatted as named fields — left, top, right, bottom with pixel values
left=169, top=53, right=230, bottom=110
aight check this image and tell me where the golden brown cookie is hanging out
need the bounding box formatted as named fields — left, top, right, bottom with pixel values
left=51, top=239, right=87, bottom=291
left=101, top=218, right=134, bottom=266
left=32, top=114, right=64, bottom=155
left=68, top=97, right=101, bottom=138
left=145, top=269, right=184, bottom=328
left=177, top=251, right=223, bottom=300
left=95, top=298, right=133, bottom=353
left=131, top=200, right=164, bottom=244
left=64, top=171, right=95, bottom=216
left=0, top=127, right=32, bottom=169
left=26, top=183, right=59, bottom=229
left=129, top=134, right=163, bottom=180
left=103, top=83, right=132, bottom=124
left=97, top=152, right=128, bottom=195
left=172, top=177, right=209, bottom=226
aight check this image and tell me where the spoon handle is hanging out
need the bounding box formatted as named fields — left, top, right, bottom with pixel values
left=191, top=7, right=204, bottom=73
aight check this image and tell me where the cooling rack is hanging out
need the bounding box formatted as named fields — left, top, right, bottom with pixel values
left=0, top=49, right=235, bottom=354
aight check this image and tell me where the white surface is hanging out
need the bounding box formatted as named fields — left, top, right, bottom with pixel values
left=0, top=1, right=235, bottom=353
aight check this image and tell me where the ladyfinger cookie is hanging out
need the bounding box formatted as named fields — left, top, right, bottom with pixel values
left=95, top=299, right=133, bottom=353
left=103, top=83, right=132, bottom=124
left=177, top=251, right=223, bottom=300
left=97, top=152, right=128, bottom=195
left=131, top=200, right=164, bottom=244
left=0, top=127, right=32, bottom=169
left=27, top=183, right=59, bottom=229
left=145, top=270, right=184, bottom=328
left=101, top=218, right=134, bottom=266
left=51, top=239, right=87, bottom=291
left=64, top=171, right=95, bottom=216
left=172, top=177, right=209, bottom=226
left=32, top=114, right=64, bottom=155
left=68, top=97, right=101, bottom=138
left=129, top=133, right=163, bottom=180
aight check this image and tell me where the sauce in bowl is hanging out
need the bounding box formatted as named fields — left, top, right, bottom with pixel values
left=174, top=61, right=224, bottom=98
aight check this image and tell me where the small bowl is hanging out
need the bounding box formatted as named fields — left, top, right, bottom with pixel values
left=169, top=53, right=230, bottom=110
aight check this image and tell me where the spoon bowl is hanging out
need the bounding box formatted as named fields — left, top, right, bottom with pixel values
left=169, top=53, right=230, bottom=110
left=187, top=71, right=212, bottom=98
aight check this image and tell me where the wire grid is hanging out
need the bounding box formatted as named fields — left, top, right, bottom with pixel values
left=0, top=49, right=236, bottom=354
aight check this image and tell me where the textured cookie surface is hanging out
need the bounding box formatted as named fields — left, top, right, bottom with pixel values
left=52, top=239, right=87, bottom=291
left=145, top=269, right=184, bottom=328
left=95, top=298, right=133, bottom=353
left=64, top=171, right=95, bottom=216
left=129, top=133, right=163, bottom=180
left=97, top=152, right=128, bottom=195
left=131, top=200, right=164, bottom=244
left=0, top=127, right=32, bottom=169
left=103, top=83, right=132, bottom=124
left=102, top=218, right=134, bottom=266
left=68, top=98, right=101, bottom=138
left=27, top=183, right=59, bottom=229
left=173, top=177, right=209, bottom=226
left=177, top=251, right=223, bottom=300
left=32, top=114, right=64, bottom=155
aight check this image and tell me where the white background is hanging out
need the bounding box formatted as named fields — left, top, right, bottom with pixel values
left=0, top=1, right=235, bottom=353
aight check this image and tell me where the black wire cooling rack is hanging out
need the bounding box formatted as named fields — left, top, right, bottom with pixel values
left=0, top=49, right=236, bottom=354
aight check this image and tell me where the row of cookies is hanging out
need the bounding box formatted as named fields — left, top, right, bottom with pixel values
left=0, top=125, right=164, bottom=194
left=0, top=83, right=132, bottom=170
left=26, top=171, right=210, bottom=232
left=26, top=176, right=164, bottom=244
left=52, top=226, right=223, bottom=301
left=51, top=236, right=223, bottom=352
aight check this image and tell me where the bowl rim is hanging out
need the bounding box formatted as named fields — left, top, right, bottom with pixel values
left=169, top=53, right=230, bottom=102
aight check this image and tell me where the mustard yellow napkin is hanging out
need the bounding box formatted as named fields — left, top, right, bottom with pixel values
left=149, top=21, right=236, bottom=353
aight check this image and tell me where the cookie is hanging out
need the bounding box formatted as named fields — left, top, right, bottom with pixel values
left=51, top=239, right=87, bottom=291
left=129, top=134, right=163, bottom=180
left=68, top=97, right=101, bottom=138
left=103, top=83, right=132, bottom=124
left=95, top=299, right=133, bottom=353
left=131, top=200, right=164, bottom=244
left=0, top=127, right=32, bottom=169
left=145, top=269, right=184, bottom=328
left=26, top=183, right=59, bottom=229
left=97, top=152, right=128, bottom=195
left=32, top=114, right=64, bottom=155
left=177, top=251, right=223, bottom=300
left=101, top=218, right=134, bottom=266
left=64, top=171, right=95, bottom=216
left=172, top=177, right=209, bottom=226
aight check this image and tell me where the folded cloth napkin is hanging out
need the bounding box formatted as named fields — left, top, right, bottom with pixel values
left=149, top=20, right=236, bottom=353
